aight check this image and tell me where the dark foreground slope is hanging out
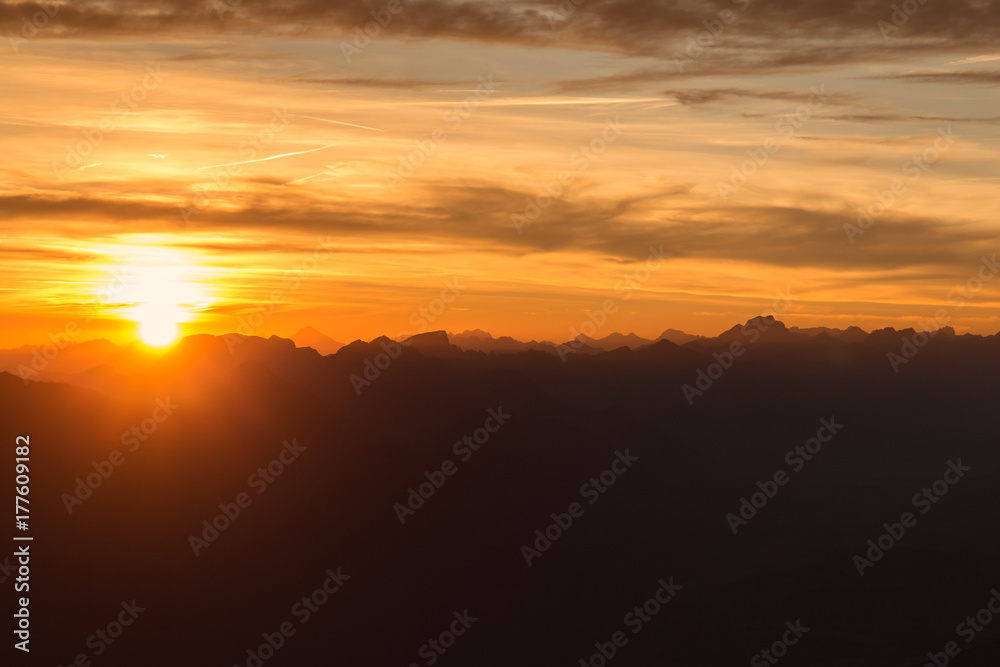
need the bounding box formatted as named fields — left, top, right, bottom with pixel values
left=1, top=327, right=998, bottom=666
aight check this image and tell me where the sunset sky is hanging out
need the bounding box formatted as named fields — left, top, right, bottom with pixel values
left=2, top=0, right=999, bottom=347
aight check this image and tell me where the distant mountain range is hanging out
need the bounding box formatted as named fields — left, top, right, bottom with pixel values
left=290, top=326, right=344, bottom=355
left=446, top=327, right=707, bottom=353
left=438, top=321, right=959, bottom=354
left=1, top=317, right=998, bottom=664
left=0, top=319, right=978, bottom=386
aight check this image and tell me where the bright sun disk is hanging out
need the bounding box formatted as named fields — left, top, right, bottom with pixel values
left=92, top=243, right=213, bottom=348
left=135, top=302, right=185, bottom=347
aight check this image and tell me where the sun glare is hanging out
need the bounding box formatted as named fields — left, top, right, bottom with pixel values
left=105, top=245, right=211, bottom=348
left=135, top=302, right=184, bottom=347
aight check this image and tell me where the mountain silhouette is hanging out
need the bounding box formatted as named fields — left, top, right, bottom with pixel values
left=290, top=326, right=344, bottom=355
left=2, top=323, right=999, bottom=664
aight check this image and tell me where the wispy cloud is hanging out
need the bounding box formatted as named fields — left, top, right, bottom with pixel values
left=290, top=114, right=384, bottom=132
left=948, top=54, right=1000, bottom=65
left=878, top=69, right=1000, bottom=84
left=197, top=144, right=340, bottom=170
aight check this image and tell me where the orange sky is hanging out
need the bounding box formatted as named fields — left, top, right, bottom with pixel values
left=2, top=1, right=999, bottom=346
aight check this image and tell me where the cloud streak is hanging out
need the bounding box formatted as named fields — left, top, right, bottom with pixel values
left=4, top=0, right=1000, bottom=71
left=2, top=184, right=995, bottom=277
left=197, top=143, right=340, bottom=170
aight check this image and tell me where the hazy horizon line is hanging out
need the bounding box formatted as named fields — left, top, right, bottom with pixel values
left=4, top=317, right=994, bottom=354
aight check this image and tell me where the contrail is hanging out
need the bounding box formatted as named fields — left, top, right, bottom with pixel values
left=198, top=143, right=339, bottom=170
left=288, top=171, right=331, bottom=185
left=291, top=114, right=385, bottom=132
left=948, top=54, right=1000, bottom=65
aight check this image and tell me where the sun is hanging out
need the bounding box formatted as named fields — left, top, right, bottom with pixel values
left=140, top=319, right=178, bottom=347
left=110, top=247, right=209, bottom=348
left=134, top=301, right=185, bottom=347
left=86, top=243, right=215, bottom=348
left=137, top=305, right=181, bottom=346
